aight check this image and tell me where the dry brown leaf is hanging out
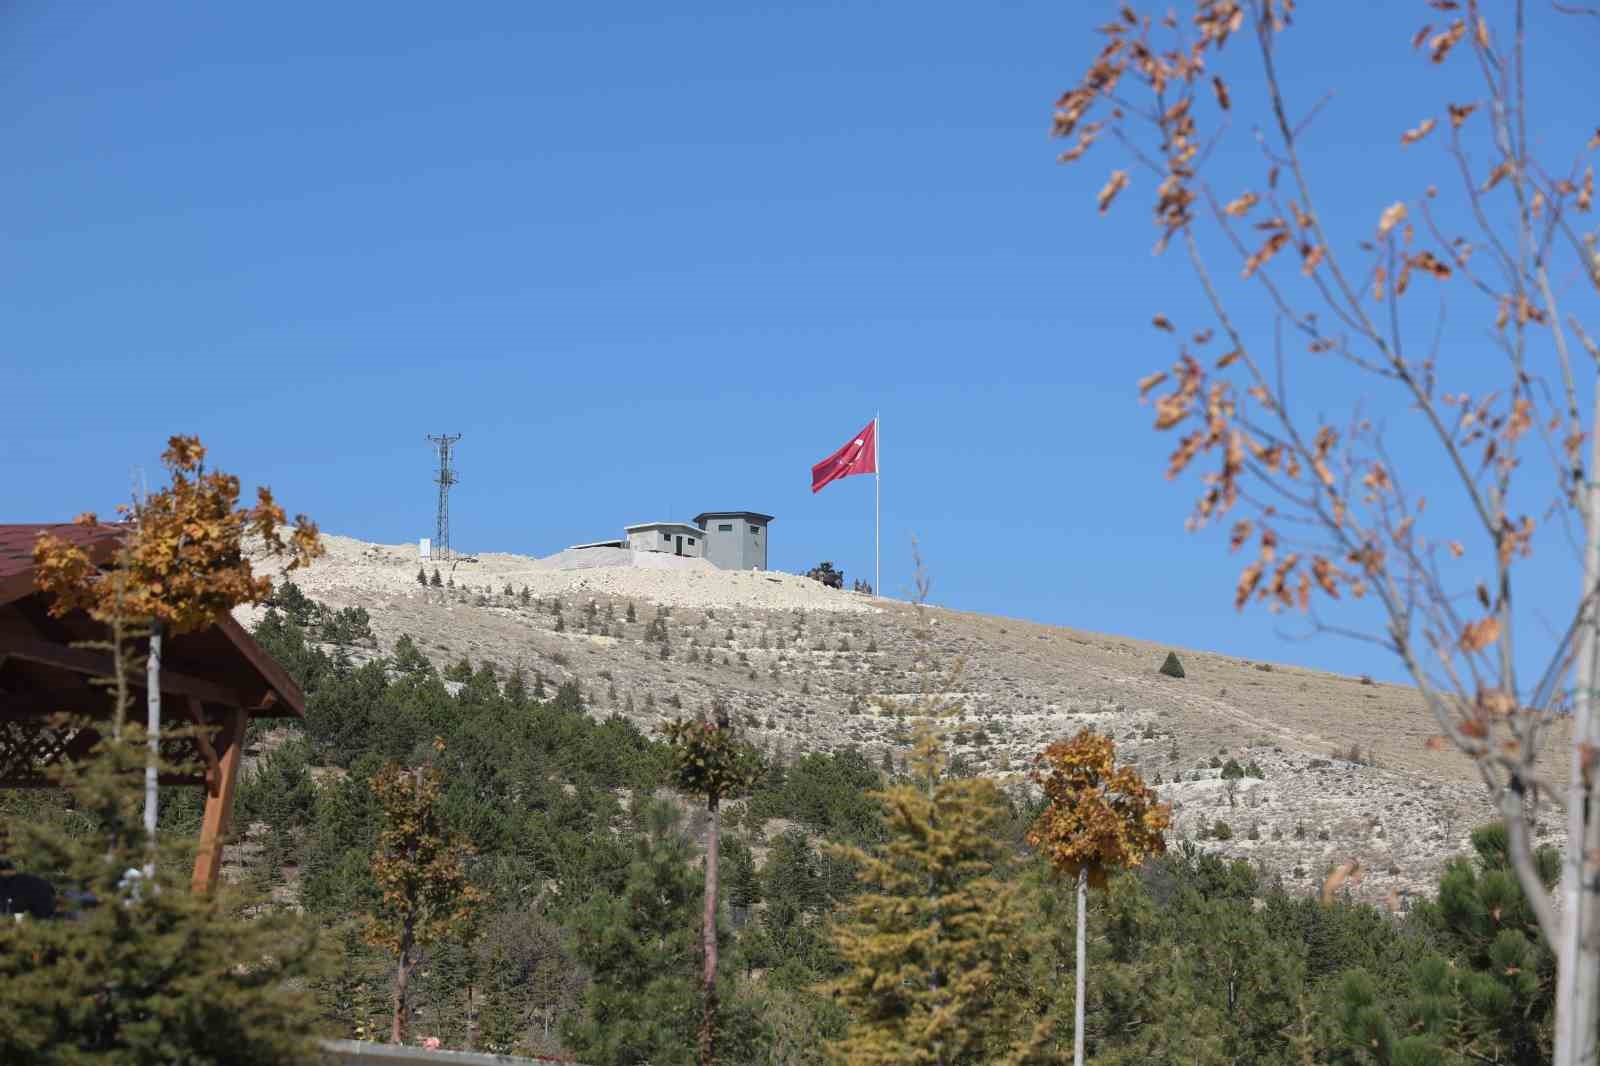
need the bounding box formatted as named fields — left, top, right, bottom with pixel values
left=1459, top=616, right=1502, bottom=653
left=1301, top=244, right=1326, bottom=276
left=1401, top=118, right=1437, bottom=146
left=1482, top=161, right=1512, bottom=192
left=1098, top=169, right=1129, bottom=213
left=1430, top=19, right=1466, bottom=62
left=1373, top=266, right=1387, bottom=301
left=1580, top=166, right=1593, bottom=213
left=1138, top=371, right=1168, bottom=396
left=1590, top=128, right=1600, bottom=151
left=1216, top=348, right=1243, bottom=369
left=1411, top=23, right=1432, bottom=49
left=1378, top=201, right=1407, bottom=238
left=1409, top=251, right=1452, bottom=279
left=1448, top=541, right=1464, bottom=558
left=1152, top=314, right=1176, bottom=332
left=1242, top=231, right=1290, bottom=279
left=1212, top=75, right=1231, bottom=111
left=1224, top=191, right=1259, bottom=217
left=1448, top=102, right=1477, bottom=128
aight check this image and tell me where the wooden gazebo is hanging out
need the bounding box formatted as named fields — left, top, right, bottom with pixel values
left=0, top=523, right=305, bottom=893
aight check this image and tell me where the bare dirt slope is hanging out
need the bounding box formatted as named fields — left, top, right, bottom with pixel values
left=241, top=535, right=1566, bottom=910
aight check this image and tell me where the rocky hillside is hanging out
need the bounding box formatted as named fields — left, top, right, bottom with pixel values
left=240, top=534, right=1566, bottom=910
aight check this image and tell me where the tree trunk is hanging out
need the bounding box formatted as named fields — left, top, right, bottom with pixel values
left=466, top=981, right=479, bottom=1051
left=392, top=925, right=414, bottom=1045
left=144, top=620, right=162, bottom=878
left=1556, top=377, right=1600, bottom=1066
left=1074, top=866, right=1087, bottom=1066
left=701, top=796, right=720, bottom=1066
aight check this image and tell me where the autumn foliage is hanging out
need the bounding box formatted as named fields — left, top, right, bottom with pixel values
left=1027, top=730, right=1169, bottom=888
left=33, top=434, right=322, bottom=632
left=366, top=755, right=485, bottom=1045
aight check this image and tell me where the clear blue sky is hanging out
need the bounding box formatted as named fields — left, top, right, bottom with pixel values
left=5, top=2, right=1594, bottom=684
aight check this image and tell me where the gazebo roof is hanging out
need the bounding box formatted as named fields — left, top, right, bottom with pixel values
left=0, top=523, right=305, bottom=721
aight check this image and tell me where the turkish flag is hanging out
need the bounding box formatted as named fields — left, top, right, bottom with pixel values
left=811, top=419, right=877, bottom=493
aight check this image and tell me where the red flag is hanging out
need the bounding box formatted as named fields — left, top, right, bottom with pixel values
left=811, top=419, right=877, bottom=493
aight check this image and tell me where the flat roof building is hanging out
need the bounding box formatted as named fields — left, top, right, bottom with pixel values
left=693, top=511, right=773, bottom=571
left=624, top=521, right=706, bottom=559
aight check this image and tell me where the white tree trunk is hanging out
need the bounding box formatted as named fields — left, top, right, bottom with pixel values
left=144, top=620, right=161, bottom=878
left=1556, top=379, right=1600, bottom=1066
left=1075, top=865, right=1086, bottom=1066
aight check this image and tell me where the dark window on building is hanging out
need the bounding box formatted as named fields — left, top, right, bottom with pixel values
left=688, top=537, right=696, bottom=545
left=749, top=525, right=760, bottom=535
left=718, top=523, right=733, bottom=532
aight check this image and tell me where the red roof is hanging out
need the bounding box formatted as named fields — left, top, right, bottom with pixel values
left=0, top=522, right=126, bottom=607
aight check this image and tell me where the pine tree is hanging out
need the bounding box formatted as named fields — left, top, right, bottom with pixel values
left=661, top=707, right=761, bottom=1065
left=1027, top=729, right=1169, bottom=1066
left=823, top=725, right=1045, bottom=1065
left=561, top=799, right=704, bottom=1065
left=431, top=568, right=442, bottom=587
left=1336, top=823, right=1558, bottom=1065
left=417, top=565, right=427, bottom=586
left=0, top=605, right=321, bottom=1064
left=365, top=752, right=484, bottom=1044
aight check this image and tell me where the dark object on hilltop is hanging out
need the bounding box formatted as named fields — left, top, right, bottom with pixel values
left=852, top=578, right=874, bottom=595
left=806, top=561, right=844, bottom=589
left=1159, top=652, right=1186, bottom=679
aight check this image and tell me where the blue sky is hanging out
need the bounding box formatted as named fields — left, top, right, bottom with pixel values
left=4, top=2, right=1595, bottom=684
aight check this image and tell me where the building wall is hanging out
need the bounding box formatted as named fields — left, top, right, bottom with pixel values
left=626, top=526, right=704, bottom=559
left=699, top=517, right=767, bottom=570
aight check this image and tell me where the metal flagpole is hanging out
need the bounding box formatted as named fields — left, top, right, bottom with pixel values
left=875, top=412, right=881, bottom=597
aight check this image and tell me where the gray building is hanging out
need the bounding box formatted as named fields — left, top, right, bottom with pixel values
left=624, top=521, right=706, bottom=559
left=694, top=511, right=773, bottom=571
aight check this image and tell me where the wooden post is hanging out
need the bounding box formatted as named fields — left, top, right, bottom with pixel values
left=191, top=703, right=245, bottom=894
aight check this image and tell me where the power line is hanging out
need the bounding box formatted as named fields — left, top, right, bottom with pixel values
left=425, top=434, right=462, bottom=561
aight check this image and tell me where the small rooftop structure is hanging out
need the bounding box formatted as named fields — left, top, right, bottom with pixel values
left=566, top=540, right=625, bottom=551
left=693, top=511, right=773, bottom=571
left=0, top=523, right=305, bottom=894
left=624, top=521, right=705, bottom=559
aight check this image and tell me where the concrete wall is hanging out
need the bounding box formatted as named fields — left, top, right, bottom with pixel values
left=624, top=525, right=704, bottom=559
left=699, top=516, right=767, bottom=570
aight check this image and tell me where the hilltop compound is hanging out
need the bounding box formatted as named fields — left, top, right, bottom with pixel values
left=573, top=511, right=774, bottom=570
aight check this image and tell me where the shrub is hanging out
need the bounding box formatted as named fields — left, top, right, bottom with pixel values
left=1212, top=820, right=1234, bottom=840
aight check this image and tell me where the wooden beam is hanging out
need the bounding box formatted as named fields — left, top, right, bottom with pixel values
left=0, top=636, right=242, bottom=707
left=181, top=695, right=223, bottom=797
left=191, top=706, right=245, bottom=895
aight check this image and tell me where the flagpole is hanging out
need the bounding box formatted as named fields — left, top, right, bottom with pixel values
left=875, top=412, right=880, bottom=598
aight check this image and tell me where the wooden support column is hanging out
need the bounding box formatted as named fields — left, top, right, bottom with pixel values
left=190, top=705, right=245, bottom=895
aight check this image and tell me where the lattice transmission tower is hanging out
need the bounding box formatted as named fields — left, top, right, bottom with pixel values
left=426, top=434, right=462, bottom=560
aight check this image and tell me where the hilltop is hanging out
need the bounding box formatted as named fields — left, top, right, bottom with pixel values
left=240, top=533, right=1564, bottom=908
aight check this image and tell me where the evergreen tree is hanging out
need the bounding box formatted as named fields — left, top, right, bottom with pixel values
left=417, top=565, right=427, bottom=586
left=561, top=800, right=705, bottom=1065
left=0, top=615, right=320, bottom=1064
left=431, top=568, right=443, bottom=587
left=662, top=705, right=762, bottom=1065
left=1336, top=824, right=1559, bottom=1065
left=823, top=725, right=1044, bottom=1064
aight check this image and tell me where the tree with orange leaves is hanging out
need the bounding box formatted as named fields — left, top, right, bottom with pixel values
left=1028, top=729, right=1169, bottom=1066
left=34, top=434, right=321, bottom=872
left=1052, top=3, right=1600, bottom=1061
